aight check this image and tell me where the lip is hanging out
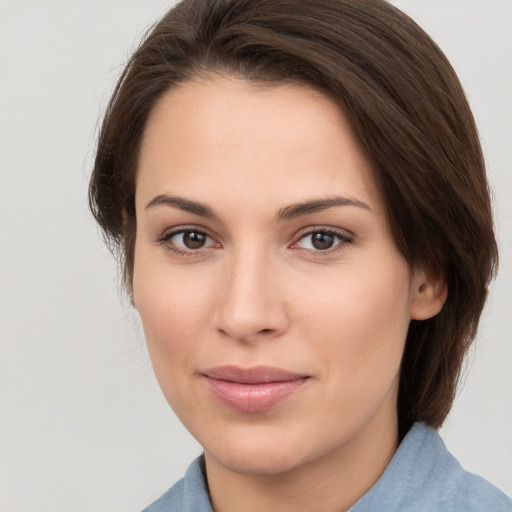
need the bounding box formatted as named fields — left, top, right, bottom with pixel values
left=202, top=365, right=309, bottom=413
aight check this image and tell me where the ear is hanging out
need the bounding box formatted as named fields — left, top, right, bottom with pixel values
left=409, top=268, right=447, bottom=320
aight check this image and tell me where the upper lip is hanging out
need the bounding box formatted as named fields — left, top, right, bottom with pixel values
left=202, top=365, right=308, bottom=384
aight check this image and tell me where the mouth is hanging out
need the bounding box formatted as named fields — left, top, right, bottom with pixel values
left=202, top=365, right=310, bottom=413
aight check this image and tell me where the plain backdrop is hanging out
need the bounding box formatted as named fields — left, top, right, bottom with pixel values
left=1, top=1, right=511, bottom=510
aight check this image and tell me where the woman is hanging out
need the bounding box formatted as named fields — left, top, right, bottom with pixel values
left=89, top=0, right=511, bottom=510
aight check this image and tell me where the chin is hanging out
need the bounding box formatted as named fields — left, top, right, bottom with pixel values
left=201, top=424, right=325, bottom=477
left=210, top=446, right=306, bottom=476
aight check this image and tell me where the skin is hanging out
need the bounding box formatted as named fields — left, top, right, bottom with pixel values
left=133, top=76, right=446, bottom=512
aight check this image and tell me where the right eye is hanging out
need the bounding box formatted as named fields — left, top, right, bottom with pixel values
left=157, top=228, right=218, bottom=254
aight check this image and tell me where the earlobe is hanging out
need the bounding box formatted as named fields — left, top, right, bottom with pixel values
left=410, top=269, right=448, bottom=320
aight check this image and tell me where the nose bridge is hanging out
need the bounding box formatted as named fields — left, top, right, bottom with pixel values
left=214, top=243, right=286, bottom=341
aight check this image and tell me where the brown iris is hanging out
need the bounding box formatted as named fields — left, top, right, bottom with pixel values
left=183, top=231, right=207, bottom=249
left=311, top=232, right=335, bottom=250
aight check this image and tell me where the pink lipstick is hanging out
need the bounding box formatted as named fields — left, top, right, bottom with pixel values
left=203, top=366, right=309, bottom=413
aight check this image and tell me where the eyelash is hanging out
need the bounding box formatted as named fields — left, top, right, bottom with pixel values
left=155, top=228, right=217, bottom=258
left=155, top=226, right=353, bottom=257
left=292, top=228, right=353, bottom=256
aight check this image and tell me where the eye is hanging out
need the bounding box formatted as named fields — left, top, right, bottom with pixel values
left=157, top=228, right=218, bottom=254
left=294, top=229, right=352, bottom=252
left=173, top=230, right=210, bottom=249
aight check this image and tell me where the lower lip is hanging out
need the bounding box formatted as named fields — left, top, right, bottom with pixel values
left=205, top=377, right=308, bottom=413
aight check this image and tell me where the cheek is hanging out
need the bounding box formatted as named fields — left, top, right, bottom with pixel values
left=291, top=263, right=412, bottom=432
left=294, top=258, right=412, bottom=374
left=132, top=250, right=215, bottom=372
left=132, top=259, right=220, bottom=421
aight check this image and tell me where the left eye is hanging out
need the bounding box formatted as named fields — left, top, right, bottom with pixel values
left=295, top=230, right=350, bottom=251
left=167, top=230, right=215, bottom=250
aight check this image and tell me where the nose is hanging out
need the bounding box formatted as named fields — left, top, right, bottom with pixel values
left=213, top=249, right=289, bottom=342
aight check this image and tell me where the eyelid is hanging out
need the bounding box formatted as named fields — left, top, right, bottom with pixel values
left=156, top=226, right=200, bottom=242
left=290, top=226, right=354, bottom=252
left=155, top=225, right=221, bottom=255
left=154, top=224, right=353, bottom=256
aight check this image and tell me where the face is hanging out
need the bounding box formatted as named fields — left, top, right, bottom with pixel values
left=133, top=76, right=432, bottom=477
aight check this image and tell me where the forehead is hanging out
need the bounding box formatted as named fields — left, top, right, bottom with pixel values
left=136, top=76, right=382, bottom=215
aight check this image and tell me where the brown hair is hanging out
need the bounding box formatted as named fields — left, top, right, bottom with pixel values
left=89, top=0, right=498, bottom=436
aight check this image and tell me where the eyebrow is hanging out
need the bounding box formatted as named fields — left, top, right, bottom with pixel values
left=275, top=196, right=372, bottom=222
left=145, top=194, right=371, bottom=221
left=145, top=195, right=219, bottom=218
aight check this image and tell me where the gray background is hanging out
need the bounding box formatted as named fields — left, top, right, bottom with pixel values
left=1, top=1, right=511, bottom=510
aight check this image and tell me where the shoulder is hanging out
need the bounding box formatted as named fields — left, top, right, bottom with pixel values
left=438, top=470, right=512, bottom=511
left=142, top=479, right=185, bottom=512
left=142, top=456, right=212, bottom=512
left=413, top=424, right=511, bottom=511
left=350, top=423, right=512, bottom=512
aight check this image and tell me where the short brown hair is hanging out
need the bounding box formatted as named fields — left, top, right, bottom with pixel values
left=89, top=0, right=498, bottom=436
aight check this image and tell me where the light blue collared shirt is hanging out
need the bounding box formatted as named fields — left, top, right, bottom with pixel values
left=143, top=423, right=512, bottom=511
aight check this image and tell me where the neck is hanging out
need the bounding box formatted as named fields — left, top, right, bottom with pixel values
left=204, top=412, right=399, bottom=512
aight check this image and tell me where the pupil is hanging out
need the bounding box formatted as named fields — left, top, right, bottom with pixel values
left=184, top=232, right=206, bottom=249
left=312, top=232, right=334, bottom=250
